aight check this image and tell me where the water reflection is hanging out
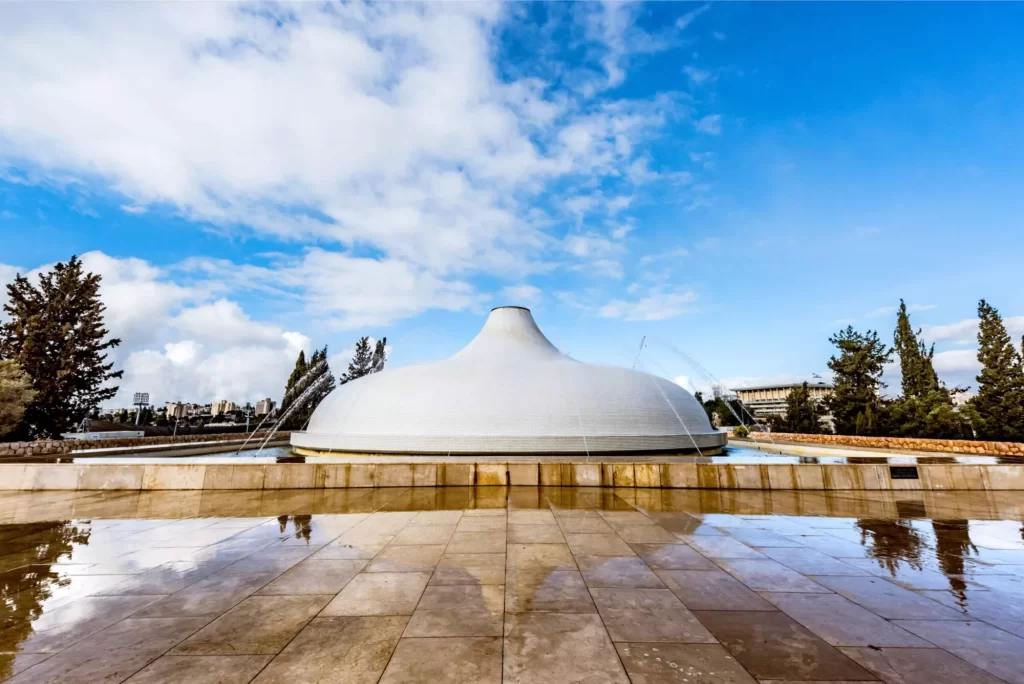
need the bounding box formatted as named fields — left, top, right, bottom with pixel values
left=278, top=514, right=314, bottom=542
left=856, top=518, right=926, bottom=572
left=0, top=521, right=91, bottom=680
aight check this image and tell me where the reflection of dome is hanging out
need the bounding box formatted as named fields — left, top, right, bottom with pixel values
left=291, top=306, right=725, bottom=455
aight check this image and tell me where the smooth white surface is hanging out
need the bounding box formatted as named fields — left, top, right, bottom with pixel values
left=292, top=307, right=725, bottom=454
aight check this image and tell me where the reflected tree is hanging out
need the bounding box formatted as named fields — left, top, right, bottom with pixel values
left=932, top=519, right=976, bottom=606
left=0, top=521, right=91, bottom=680
left=276, top=515, right=313, bottom=542
left=856, top=518, right=925, bottom=573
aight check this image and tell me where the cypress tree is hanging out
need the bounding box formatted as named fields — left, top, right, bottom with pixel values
left=345, top=336, right=374, bottom=381
left=0, top=256, right=122, bottom=439
left=278, top=350, right=307, bottom=418
left=371, top=337, right=387, bottom=373
left=889, top=301, right=969, bottom=439
left=824, top=326, right=891, bottom=436
left=784, top=382, right=828, bottom=434
left=283, top=346, right=336, bottom=430
left=968, top=300, right=1024, bottom=441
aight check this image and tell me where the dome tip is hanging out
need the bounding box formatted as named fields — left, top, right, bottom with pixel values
left=489, top=305, right=532, bottom=313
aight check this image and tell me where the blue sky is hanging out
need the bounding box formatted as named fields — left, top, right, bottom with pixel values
left=1, top=1, right=1022, bottom=407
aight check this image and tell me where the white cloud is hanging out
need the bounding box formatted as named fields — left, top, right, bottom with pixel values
left=0, top=2, right=687, bottom=279
left=694, top=114, right=722, bottom=135
left=500, top=284, right=542, bottom=306
left=599, top=286, right=698, bottom=321
left=683, top=65, right=714, bottom=85
left=922, top=316, right=1024, bottom=345
left=865, top=303, right=936, bottom=319
left=639, top=247, right=690, bottom=265
left=933, top=349, right=981, bottom=375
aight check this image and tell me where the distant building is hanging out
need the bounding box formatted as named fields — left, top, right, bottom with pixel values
left=211, top=400, right=237, bottom=415
left=731, top=382, right=833, bottom=421
left=255, top=398, right=276, bottom=416
left=165, top=402, right=188, bottom=419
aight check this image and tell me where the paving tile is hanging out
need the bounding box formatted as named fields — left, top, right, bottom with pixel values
left=762, top=592, right=930, bottom=647
left=812, top=576, right=970, bottom=621
left=564, top=533, right=635, bottom=556
left=894, top=619, right=1024, bottom=684
left=686, top=537, right=768, bottom=559
left=727, top=528, right=806, bottom=548
left=507, top=543, right=576, bottom=570
left=379, top=636, right=501, bottom=684
left=252, top=616, right=407, bottom=684
left=311, top=536, right=392, bottom=560
left=134, top=571, right=277, bottom=618
left=4, top=617, right=211, bottom=684
left=257, top=559, right=366, bottom=594
left=505, top=569, right=596, bottom=613
left=409, top=511, right=463, bottom=526
left=503, top=613, right=629, bottom=684
left=0, top=594, right=166, bottom=653
left=714, top=559, right=831, bottom=593
left=322, top=572, right=431, bottom=616
left=123, top=655, right=272, bottom=683
left=172, top=594, right=331, bottom=654
left=631, top=543, right=719, bottom=571
left=390, top=525, right=456, bottom=546
left=616, top=642, right=758, bottom=683
left=577, top=555, right=665, bottom=588
left=591, top=587, right=716, bottom=643
left=405, top=584, right=504, bottom=637
left=840, top=559, right=972, bottom=591
left=840, top=645, right=1007, bottom=684
left=432, top=553, right=506, bottom=585
left=221, top=545, right=318, bottom=574
left=508, top=510, right=557, bottom=526
left=656, top=569, right=777, bottom=611
left=613, top=525, right=680, bottom=543
left=920, top=588, right=1024, bottom=636
left=0, top=653, right=50, bottom=680
left=556, top=515, right=615, bottom=534
left=456, top=517, right=507, bottom=532
left=508, top=524, right=566, bottom=544
left=760, top=547, right=871, bottom=576
left=365, top=545, right=445, bottom=573
left=694, top=611, right=875, bottom=682
left=446, top=531, right=506, bottom=554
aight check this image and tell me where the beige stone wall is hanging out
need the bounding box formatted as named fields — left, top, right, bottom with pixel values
left=746, top=431, right=1024, bottom=456
left=0, top=431, right=291, bottom=458
left=2, top=460, right=1023, bottom=491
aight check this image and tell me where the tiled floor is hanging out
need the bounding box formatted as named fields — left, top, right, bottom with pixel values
left=2, top=487, right=1024, bottom=683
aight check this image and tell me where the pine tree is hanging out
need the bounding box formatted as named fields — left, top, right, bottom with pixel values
left=284, top=346, right=336, bottom=430
left=371, top=337, right=387, bottom=373
left=345, top=336, right=374, bottom=381
left=889, top=301, right=970, bottom=439
left=968, top=300, right=1024, bottom=441
left=784, top=382, right=828, bottom=434
left=0, top=256, right=122, bottom=439
left=0, top=360, right=36, bottom=438
left=824, top=326, right=892, bottom=436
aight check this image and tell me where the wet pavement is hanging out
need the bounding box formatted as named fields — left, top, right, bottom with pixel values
left=1, top=487, right=1024, bottom=683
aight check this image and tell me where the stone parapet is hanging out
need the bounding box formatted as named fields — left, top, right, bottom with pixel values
left=745, top=432, right=1024, bottom=456
left=1, top=461, right=1022, bottom=491
left=0, top=431, right=290, bottom=458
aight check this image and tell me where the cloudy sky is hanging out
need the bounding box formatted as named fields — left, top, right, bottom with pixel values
left=2, top=1, right=1022, bottom=408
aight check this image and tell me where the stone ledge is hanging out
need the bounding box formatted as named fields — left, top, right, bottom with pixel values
left=747, top=431, right=1024, bottom=457
left=2, top=462, right=1022, bottom=491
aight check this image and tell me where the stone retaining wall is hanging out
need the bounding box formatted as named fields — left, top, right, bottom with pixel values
left=0, top=431, right=291, bottom=458
left=0, top=460, right=1022, bottom=491
left=746, top=431, right=1024, bottom=456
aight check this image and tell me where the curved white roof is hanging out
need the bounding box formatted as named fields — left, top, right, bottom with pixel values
left=292, top=306, right=725, bottom=454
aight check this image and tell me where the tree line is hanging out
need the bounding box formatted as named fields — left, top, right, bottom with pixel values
left=739, top=299, right=1024, bottom=442
left=0, top=255, right=390, bottom=440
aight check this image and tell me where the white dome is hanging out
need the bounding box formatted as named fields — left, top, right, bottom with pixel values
left=291, top=306, right=725, bottom=454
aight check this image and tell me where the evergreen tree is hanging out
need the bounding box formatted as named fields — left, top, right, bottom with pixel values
left=889, top=301, right=970, bottom=439
left=345, top=336, right=374, bottom=381
left=0, top=360, right=36, bottom=438
left=284, top=346, right=336, bottom=430
left=0, top=256, right=122, bottom=439
left=278, top=350, right=308, bottom=417
left=371, top=337, right=387, bottom=373
left=968, top=299, right=1024, bottom=441
left=784, top=382, right=828, bottom=434
left=824, top=326, right=891, bottom=436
